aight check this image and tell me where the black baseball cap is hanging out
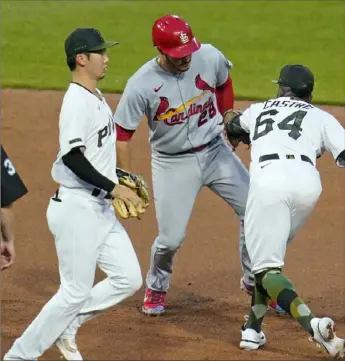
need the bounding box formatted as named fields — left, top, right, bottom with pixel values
left=65, top=28, right=118, bottom=58
left=272, top=65, right=314, bottom=94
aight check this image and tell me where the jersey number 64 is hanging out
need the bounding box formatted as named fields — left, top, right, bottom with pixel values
left=253, top=109, right=307, bottom=141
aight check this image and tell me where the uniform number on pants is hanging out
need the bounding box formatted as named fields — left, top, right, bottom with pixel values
left=253, top=109, right=307, bottom=140
left=198, top=102, right=217, bottom=127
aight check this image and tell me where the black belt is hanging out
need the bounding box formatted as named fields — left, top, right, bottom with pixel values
left=52, top=189, right=62, bottom=202
left=52, top=188, right=111, bottom=202
left=157, top=136, right=220, bottom=156
left=91, top=188, right=112, bottom=199
left=259, top=153, right=314, bottom=166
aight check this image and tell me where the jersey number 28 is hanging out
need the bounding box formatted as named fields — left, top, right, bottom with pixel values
left=253, top=109, right=307, bottom=141
left=198, top=102, right=217, bottom=127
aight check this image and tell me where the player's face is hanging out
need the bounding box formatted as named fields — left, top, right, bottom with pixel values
left=166, top=54, right=192, bottom=72
left=86, top=50, right=109, bottom=80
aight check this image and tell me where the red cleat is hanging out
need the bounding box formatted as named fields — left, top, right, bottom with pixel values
left=142, top=288, right=166, bottom=316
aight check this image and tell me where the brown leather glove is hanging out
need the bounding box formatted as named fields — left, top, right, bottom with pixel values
left=223, top=110, right=251, bottom=150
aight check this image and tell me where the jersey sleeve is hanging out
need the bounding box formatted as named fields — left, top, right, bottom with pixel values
left=113, top=81, right=146, bottom=131
left=59, top=97, right=89, bottom=156
left=213, top=46, right=233, bottom=87
left=321, top=113, right=345, bottom=167
left=239, top=107, right=252, bottom=133
left=1, top=146, right=28, bottom=207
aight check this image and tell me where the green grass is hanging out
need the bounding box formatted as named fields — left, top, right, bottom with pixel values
left=1, top=0, right=345, bottom=104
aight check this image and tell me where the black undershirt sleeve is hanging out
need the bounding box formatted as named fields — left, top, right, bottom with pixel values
left=62, top=147, right=116, bottom=193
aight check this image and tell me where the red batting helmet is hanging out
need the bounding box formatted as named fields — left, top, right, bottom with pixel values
left=152, top=15, right=201, bottom=58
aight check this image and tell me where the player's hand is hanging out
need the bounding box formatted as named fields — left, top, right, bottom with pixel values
left=223, top=109, right=251, bottom=151
left=111, top=185, right=147, bottom=219
left=0, top=239, right=16, bottom=271
left=116, top=168, right=150, bottom=207
left=223, top=109, right=242, bottom=125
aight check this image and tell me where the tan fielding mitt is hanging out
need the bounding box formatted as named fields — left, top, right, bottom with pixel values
left=116, top=168, right=150, bottom=207
left=112, top=168, right=150, bottom=219
left=112, top=198, right=146, bottom=219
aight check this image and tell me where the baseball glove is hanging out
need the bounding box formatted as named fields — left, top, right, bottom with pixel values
left=223, top=110, right=251, bottom=150
left=113, top=168, right=150, bottom=219
left=112, top=197, right=146, bottom=220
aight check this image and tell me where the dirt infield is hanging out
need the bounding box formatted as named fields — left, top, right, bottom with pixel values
left=1, top=88, right=344, bottom=360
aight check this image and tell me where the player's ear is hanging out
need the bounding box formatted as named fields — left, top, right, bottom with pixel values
left=75, top=53, right=88, bottom=67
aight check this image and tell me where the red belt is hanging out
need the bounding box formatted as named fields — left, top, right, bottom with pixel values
left=157, top=136, right=220, bottom=156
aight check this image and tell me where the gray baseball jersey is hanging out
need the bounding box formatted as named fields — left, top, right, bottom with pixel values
left=113, top=44, right=254, bottom=293
left=114, top=44, right=232, bottom=153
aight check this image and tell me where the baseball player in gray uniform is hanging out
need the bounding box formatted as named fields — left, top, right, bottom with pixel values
left=114, top=14, right=280, bottom=316
left=4, top=28, right=145, bottom=361
left=224, top=65, right=345, bottom=358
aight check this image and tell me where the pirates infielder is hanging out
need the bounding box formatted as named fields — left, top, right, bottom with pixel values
left=224, top=64, right=345, bottom=358
left=4, top=28, right=148, bottom=361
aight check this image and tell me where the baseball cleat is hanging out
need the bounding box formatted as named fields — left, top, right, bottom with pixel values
left=240, top=277, right=254, bottom=295
left=310, top=317, right=345, bottom=359
left=267, top=300, right=286, bottom=314
left=240, top=326, right=266, bottom=350
left=142, top=288, right=166, bottom=316
left=55, top=338, right=83, bottom=360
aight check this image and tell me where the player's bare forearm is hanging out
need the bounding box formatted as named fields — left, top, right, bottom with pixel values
left=116, top=141, right=131, bottom=170
left=0, top=205, right=15, bottom=243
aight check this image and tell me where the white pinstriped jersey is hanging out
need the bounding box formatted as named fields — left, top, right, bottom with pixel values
left=52, top=83, right=118, bottom=189
left=240, top=97, right=345, bottom=167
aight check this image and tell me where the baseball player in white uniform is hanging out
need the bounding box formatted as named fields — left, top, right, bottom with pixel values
left=224, top=65, right=345, bottom=358
left=4, top=28, right=144, bottom=361
left=113, top=14, right=283, bottom=316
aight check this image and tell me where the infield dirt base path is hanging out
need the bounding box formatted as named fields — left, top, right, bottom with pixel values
left=1, top=89, right=344, bottom=360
